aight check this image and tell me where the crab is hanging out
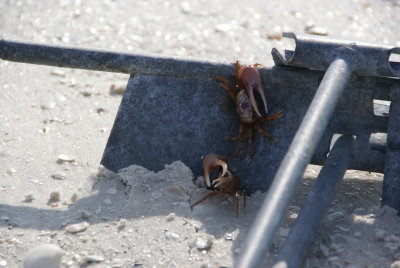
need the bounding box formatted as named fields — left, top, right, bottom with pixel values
left=191, top=154, right=246, bottom=218
left=216, top=60, right=283, bottom=158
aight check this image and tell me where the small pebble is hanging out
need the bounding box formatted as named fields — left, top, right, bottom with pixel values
left=109, top=83, right=126, bottom=95
left=191, top=236, right=213, bottom=250
left=266, top=32, right=282, bottom=40
left=225, top=233, right=234, bottom=241
left=215, top=24, right=231, bottom=32
left=24, top=194, right=34, bottom=203
left=70, top=193, right=78, bottom=204
left=166, top=213, right=176, bottom=222
left=50, top=69, right=66, bottom=77
left=65, top=221, right=89, bottom=233
left=23, top=244, right=63, bottom=268
left=79, top=255, right=104, bottom=265
left=51, top=173, right=66, bottom=180
left=117, top=219, right=127, bottom=230
left=40, top=102, right=56, bottom=110
left=165, top=231, right=180, bottom=241
left=7, top=168, right=17, bottom=174
left=0, top=215, right=9, bottom=221
left=305, top=25, right=329, bottom=36
left=0, top=260, right=6, bottom=267
left=56, top=155, right=76, bottom=163
left=49, top=191, right=61, bottom=202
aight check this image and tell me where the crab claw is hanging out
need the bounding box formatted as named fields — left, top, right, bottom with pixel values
left=239, top=65, right=268, bottom=116
left=202, top=154, right=228, bottom=187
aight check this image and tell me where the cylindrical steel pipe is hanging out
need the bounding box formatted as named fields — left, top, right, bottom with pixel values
left=234, top=57, right=355, bottom=268
left=272, top=135, right=353, bottom=268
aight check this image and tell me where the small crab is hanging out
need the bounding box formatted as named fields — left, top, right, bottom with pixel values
left=216, top=60, right=283, bottom=158
left=191, top=154, right=246, bottom=218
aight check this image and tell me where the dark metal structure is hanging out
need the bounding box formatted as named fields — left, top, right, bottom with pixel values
left=1, top=33, right=399, bottom=268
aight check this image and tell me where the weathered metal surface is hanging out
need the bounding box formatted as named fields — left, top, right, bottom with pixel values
left=382, top=85, right=400, bottom=210
left=100, top=64, right=395, bottom=193
left=272, top=32, right=400, bottom=77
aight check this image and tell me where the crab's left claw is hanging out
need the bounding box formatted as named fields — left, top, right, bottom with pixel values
left=202, top=154, right=228, bottom=187
left=240, top=66, right=268, bottom=116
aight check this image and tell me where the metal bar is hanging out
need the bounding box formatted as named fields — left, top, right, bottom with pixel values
left=272, top=32, right=400, bottom=78
left=272, top=135, right=353, bottom=268
left=0, top=39, right=232, bottom=79
left=382, top=86, right=400, bottom=210
left=234, top=57, right=355, bottom=268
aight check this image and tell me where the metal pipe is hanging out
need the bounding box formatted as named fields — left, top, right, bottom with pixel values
left=234, top=57, right=355, bottom=268
left=272, top=135, right=353, bottom=268
left=0, top=39, right=232, bottom=79
left=382, top=86, right=400, bottom=210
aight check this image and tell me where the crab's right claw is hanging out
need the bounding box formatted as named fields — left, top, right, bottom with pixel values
left=202, top=154, right=228, bottom=187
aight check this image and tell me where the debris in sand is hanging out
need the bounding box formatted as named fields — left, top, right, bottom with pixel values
left=166, top=213, right=176, bottom=222
left=23, top=244, right=63, bottom=268
left=56, top=155, right=76, bottom=164
left=109, top=83, right=126, bottom=95
left=69, top=193, right=78, bottom=204
left=24, top=193, right=34, bottom=203
left=7, top=168, right=16, bottom=174
left=117, top=219, right=127, bottom=230
left=305, top=25, right=329, bottom=36
left=79, top=255, right=105, bottom=265
left=165, top=231, right=180, bottom=241
left=191, top=235, right=213, bottom=250
left=65, top=221, right=89, bottom=233
left=49, top=191, right=61, bottom=202
left=40, top=102, right=56, bottom=110
left=51, top=172, right=66, bottom=180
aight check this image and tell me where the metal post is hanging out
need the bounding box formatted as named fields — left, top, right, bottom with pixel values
left=234, top=57, right=355, bottom=268
left=272, top=135, right=353, bottom=268
left=382, top=85, right=400, bottom=210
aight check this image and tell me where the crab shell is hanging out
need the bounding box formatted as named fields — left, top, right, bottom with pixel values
left=235, top=90, right=253, bottom=124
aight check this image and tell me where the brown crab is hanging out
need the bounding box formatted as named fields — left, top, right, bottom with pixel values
left=216, top=60, right=283, bottom=158
left=191, top=154, right=246, bottom=218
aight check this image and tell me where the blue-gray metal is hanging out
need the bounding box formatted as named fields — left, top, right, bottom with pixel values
left=234, top=57, right=355, bottom=268
left=272, top=135, right=353, bottom=268
left=382, top=85, right=400, bottom=210
left=272, top=32, right=400, bottom=78
left=0, top=39, right=232, bottom=79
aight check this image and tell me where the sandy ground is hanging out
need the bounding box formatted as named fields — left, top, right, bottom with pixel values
left=1, top=0, right=400, bottom=267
